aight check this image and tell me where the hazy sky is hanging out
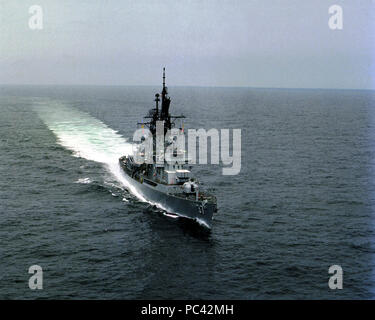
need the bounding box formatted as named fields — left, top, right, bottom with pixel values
left=0, top=0, right=374, bottom=89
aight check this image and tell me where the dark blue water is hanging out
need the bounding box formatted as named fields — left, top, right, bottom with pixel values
left=1, top=85, right=375, bottom=299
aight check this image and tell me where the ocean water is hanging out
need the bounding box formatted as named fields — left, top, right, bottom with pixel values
left=0, top=85, right=375, bottom=299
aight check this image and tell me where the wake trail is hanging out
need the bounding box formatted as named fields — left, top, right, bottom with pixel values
left=34, top=100, right=147, bottom=202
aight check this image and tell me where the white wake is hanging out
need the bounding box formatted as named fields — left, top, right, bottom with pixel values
left=34, top=100, right=148, bottom=202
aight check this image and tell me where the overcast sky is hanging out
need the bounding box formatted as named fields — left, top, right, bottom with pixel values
left=0, top=0, right=374, bottom=89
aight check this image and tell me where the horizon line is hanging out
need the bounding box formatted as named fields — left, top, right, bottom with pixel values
left=0, top=83, right=373, bottom=91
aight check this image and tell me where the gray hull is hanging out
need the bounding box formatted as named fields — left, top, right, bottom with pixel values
left=125, top=174, right=215, bottom=228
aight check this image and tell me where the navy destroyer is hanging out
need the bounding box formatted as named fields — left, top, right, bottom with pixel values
left=119, top=69, right=217, bottom=228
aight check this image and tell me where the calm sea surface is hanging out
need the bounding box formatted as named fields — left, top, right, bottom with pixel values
left=1, top=85, right=375, bottom=299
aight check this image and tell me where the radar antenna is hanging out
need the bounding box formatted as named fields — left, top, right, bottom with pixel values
left=163, top=67, right=166, bottom=90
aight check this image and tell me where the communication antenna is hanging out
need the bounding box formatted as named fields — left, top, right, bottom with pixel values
left=163, top=67, right=166, bottom=90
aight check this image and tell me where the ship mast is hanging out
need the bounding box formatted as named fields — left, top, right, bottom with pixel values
left=161, top=67, right=171, bottom=130
left=140, top=68, right=185, bottom=136
left=163, top=67, right=166, bottom=90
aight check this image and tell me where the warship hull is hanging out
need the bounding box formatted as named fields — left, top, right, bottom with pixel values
left=122, top=170, right=216, bottom=228
left=118, top=68, right=217, bottom=228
